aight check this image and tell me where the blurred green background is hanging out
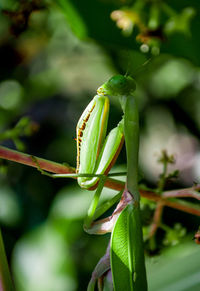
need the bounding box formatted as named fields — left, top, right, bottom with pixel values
left=0, top=0, right=200, bottom=290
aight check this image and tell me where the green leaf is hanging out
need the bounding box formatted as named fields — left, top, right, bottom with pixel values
left=55, top=0, right=138, bottom=48
left=147, top=241, right=200, bottom=291
left=110, top=203, right=147, bottom=291
left=56, top=0, right=88, bottom=39
left=0, top=229, right=14, bottom=291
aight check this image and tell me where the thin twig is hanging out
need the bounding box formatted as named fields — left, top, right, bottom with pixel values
left=149, top=201, right=165, bottom=238
left=0, top=145, right=75, bottom=174
left=163, top=199, right=200, bottom=216
left=163, top=187, right=200, bottom=200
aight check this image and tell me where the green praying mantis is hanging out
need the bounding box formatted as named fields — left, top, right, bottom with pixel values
left=33, top=74, right=147, bottom=290
left=76, top=75, right=136, bottom=233
left=76, top=75, right=147, bottom=290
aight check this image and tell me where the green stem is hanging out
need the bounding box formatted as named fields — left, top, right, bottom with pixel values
left=123, top=95, right=148, bottom=290
left=0, top=229, right=14, bottom=291
left=158, top=159, right=168, bottom=194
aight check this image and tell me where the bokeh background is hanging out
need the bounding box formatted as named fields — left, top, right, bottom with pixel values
left=0, top=0, right=200, bottom=290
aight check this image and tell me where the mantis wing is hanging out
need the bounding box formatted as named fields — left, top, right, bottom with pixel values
left=77, top=94, right=109, bottom=188
left=77, top=95, right=124, bottom=190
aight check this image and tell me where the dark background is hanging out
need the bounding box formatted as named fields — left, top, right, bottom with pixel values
left=0, top=0, right=200, bottom=290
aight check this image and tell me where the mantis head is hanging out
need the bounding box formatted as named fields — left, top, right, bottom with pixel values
left=97, top=75, right=136, bottom=97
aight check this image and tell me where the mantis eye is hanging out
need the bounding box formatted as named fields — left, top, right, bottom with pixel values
left=98, top=75, right=136, bottom=96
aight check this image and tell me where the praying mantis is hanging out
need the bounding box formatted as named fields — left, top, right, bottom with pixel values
left=76, top=75, right=136, bottom=232
left=33, top=74, right=147, bottom=290
left=75, top=75, right=147, bottom=290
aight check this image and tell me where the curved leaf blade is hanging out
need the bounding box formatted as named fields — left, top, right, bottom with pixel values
left=147, top=241, right=200, bottom=291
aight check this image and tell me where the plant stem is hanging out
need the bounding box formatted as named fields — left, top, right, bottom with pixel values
left=0, top=229, right=14, bottom=291
left=149, top=201, right=164, bottom=238
left=124, top=95, right=147, bottom=290
left=157, top=159, right=168, bottom=194
left=1, top=146, right=200, bottom=217
left=0, top=145, right=75, bottom=175
left=163, top=187, right=200, bottom=200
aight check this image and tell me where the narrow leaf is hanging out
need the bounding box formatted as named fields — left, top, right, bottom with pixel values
left=147, top=241, right=200, bottom=291
left=0, top=230, right=14, bottom=291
